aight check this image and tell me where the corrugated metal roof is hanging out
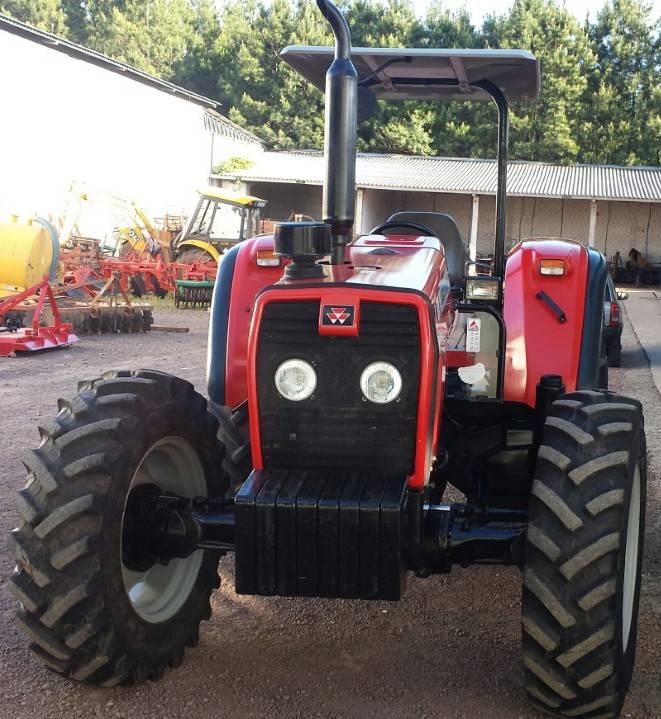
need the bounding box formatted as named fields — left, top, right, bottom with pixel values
left=214, top=150, right=661, bottom=202
left=204, top=111, right=264, bottom=146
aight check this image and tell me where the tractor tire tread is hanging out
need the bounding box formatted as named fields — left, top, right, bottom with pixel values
left=9, top=369, right=224, bottom=686
left=212, top=403, right=251, bottom=491
left=522, top=389, right=645, bottom=718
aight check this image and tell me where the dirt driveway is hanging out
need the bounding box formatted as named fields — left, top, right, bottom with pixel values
left=1, top=307, right=659, bottom=719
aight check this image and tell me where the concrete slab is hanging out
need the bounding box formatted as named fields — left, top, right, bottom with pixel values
left=621, top=288, right=661, bottom=395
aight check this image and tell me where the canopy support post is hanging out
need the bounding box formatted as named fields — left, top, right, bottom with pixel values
left=472, top=79, right=509, bottom=281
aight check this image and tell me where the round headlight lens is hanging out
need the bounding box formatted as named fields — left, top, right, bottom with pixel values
left=360, top=361, right=402, bottom=404
left=274, top=359, right=317, bottom=401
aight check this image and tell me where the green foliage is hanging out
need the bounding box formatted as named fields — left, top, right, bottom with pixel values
left=85, top=0, right=195, bottom=79
left=215, top=0, right=330, bottom=150
left=583, top=0, right=660, bottom=165
left=1, top=0, right=67, bottom=34
left=374, top=107, right=435, bottom=154
left=483, top=0, right=597, bottom=163
left=213, top=156, right=254, bottom=173
left=2, top=0, right=659, bottom=165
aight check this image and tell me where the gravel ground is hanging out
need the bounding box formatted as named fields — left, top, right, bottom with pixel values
left=0, top=306, right=659, bottom=719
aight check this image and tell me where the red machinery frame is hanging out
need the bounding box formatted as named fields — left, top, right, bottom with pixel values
left=0, top=278, right=79, bottom=357
left=60, top=243, right=217, bottom=298
left=99, top=254, right=217, bottom=295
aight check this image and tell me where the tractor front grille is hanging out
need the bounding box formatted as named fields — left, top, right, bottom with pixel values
left=256, top=300, right=420, bottom=474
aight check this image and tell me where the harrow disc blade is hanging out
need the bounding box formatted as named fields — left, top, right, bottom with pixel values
left=61, top=305, right=154, bottom=335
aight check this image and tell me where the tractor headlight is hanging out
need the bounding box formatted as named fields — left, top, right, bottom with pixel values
left=465, top=277, right=501, bottom=301
left=360, top=361, right=402, bottom=404
left=274, top=359, right=316, bottom=401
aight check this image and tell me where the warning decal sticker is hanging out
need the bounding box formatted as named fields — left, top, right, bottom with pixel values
left=466, top=317, right=481, bottom=353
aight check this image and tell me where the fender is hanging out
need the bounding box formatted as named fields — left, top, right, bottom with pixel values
left=178, top=239, right=221, bottom=262
left=577, top=248, right=608, bottom=389
left=503, top=239, right=592, bottom=407
left=207, top=236, right=283, bottom=407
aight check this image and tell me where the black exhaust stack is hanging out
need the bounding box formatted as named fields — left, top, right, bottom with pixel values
left=317, top=0, right=358, bottom=265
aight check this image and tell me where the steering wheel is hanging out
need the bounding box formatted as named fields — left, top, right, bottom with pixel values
left=369, top=220, right=435, bottom=237
left=465, top=259, right=493, bottom=274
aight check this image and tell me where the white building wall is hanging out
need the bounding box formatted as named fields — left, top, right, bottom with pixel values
left=211, top=136, right=263, bottom=169
left=0, top=31, right=260, bottom=237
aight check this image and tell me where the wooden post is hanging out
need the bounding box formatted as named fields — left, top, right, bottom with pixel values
left=469, top=194, right=479, bottom=268
left=355, top=188, right=364, bottom=236
left=588, top=199, right=597, bottom=248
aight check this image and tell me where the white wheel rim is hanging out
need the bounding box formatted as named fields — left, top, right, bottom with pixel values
left=121, top=436, right=207, bottom=624
left=622, top=464, right=641, bottom=652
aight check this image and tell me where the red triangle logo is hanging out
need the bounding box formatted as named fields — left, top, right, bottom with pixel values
left=327, top=307, right=350, bottom=324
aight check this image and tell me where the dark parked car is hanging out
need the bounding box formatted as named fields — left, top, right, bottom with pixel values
left=604, top=274, right=623, bottom=366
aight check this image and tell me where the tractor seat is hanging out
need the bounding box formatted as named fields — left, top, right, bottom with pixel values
left=386, top=211, right=468, bottom=287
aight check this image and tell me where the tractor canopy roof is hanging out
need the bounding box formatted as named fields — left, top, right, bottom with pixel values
left=199, top=186, right=267, bottom=209
left=280, top=46, right=539, bottom=103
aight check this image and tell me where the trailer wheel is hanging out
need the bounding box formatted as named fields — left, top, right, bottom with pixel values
left=522, top=390, right=645, bottom=718
left=8, top=369, right=227, bottom=686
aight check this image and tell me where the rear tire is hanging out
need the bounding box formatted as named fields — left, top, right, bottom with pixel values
left=8, top=369, right=227, bottom=685
left=522, top=390, right=645, bottom=718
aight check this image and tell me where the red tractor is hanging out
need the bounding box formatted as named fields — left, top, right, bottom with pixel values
left=9, top=2, right=645, bottom=716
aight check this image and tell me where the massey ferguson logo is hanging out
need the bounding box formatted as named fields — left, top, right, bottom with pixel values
left=322, top=305, right=355, bottom=326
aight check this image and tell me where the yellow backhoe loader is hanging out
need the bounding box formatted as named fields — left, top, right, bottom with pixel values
left=174, top=186, right=267, bottom=263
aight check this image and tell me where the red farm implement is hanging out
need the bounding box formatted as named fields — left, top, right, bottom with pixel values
left=0, top=278, right=78, bottom=357
left=99, top=254, right=217, bottom=300
left=60, top=240, right=218, bottom=307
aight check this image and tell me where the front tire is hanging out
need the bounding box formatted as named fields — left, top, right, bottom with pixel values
left=522, top=390, right=645, bottom=718
left=8, top=369, right=227, bottom=685
left=210, top=402, right=251, bottom=492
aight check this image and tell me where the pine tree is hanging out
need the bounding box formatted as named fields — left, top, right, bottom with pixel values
left=60, top=0, right=88, bottom=42
left=0, top=0, right=67, bottom=34
left=217, top=0, right=329, bottom=149
left=423, top=3, right=492, bottom=158
left=483, top=0, right=596, bottom=164
left=584, top=0, right=660, bottom=165
left=84, top=0, right=194, bottom=79
left=172, top=0, right=222, bottom=99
